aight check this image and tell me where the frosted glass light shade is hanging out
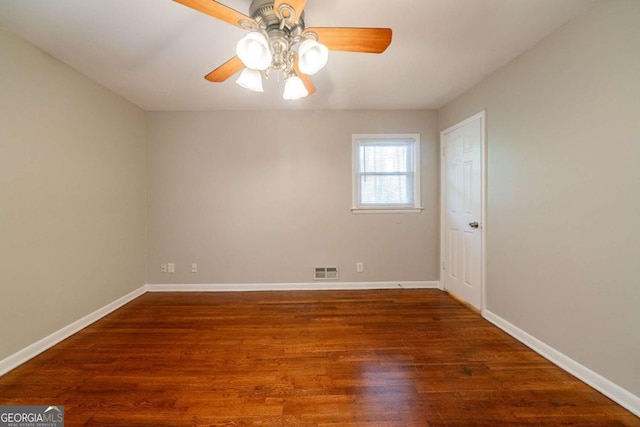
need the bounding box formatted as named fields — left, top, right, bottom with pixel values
left=235, top=68, right=263, bottom=92
left=283, top=76, right=309, bottom=100
left=298, top=39, right=328, bottom=75
left=236, top=32, right=272, bottom=71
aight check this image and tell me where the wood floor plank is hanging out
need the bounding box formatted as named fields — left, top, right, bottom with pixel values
left=0, top=290, right=637, bottom=426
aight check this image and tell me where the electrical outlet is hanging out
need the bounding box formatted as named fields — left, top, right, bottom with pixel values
left=161, top=264, right=167, bottom=273
left=356, top=262, right=364, bottom=273
left=191, top=263, right=197, bottom=273
left=168, top=263, right=175, bottom=273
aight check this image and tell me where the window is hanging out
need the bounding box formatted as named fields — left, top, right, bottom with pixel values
left=352, top=134, right=422, bottom=213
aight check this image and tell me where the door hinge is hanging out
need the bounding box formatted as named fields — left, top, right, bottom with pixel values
left=442, top=146, right=446, bottom=157
left=442, top=261, right=446, bottom=270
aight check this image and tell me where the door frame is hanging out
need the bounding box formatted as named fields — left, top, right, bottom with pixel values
left=439, top=110, right=487, bottom=311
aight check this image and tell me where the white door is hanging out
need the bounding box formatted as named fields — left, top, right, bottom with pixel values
left=441, top=112, right=484, bottom=309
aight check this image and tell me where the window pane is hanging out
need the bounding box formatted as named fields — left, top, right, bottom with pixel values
left=360, top=174, right=413, bottom=205
left=352, top=134, right=420, bottom=211
left=360, top=144, right=410, bottom=173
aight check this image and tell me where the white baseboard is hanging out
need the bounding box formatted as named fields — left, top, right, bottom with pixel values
left=146, top=281, right=440, bottom=292
left=482, top=309, right=640, bottom=417
left=0, top=285, right=147, bottom=377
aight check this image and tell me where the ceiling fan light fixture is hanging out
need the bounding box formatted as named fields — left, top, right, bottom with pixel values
left=177, top=0, right=392, bottom=100
left=235, top=68, right=264, bottom=92
left=283, top=75, right=309, bottom=100
left=298, top=39, right=329, bottom=75
left=236, top=32, right=272, bottom=70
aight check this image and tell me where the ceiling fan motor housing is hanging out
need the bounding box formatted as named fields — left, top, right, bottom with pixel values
left=249, top=0, right=305, bottom=29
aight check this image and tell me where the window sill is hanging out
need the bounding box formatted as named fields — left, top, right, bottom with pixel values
left=351, top=207, right=424, bottom=214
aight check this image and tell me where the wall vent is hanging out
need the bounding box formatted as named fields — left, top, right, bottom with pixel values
left=314, top=266, right=339, bottom=280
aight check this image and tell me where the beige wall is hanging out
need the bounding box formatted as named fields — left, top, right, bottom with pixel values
left=147, top=110, right=439, bottom=285
left=439, top=0, right=640, bottom=395
left=0, top=30, right=147, bottom=360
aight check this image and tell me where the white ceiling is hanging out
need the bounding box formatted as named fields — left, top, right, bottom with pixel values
left=0, top=0, right=596, bottom=111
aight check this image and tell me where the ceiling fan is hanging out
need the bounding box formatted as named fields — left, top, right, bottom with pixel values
left=174, top=0, right=392, bottom=100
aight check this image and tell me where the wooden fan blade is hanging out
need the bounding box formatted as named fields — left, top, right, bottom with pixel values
left=304, top=27, right=392, bottom=53
left=205, top=56, right=244, bottom=82
left=174, top=0, right=256, bottom=29
left=293, top=53, right=316, bottom=96
left=274, top=0, right=307, bottom=22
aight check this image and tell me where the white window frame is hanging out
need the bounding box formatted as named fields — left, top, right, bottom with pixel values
left=351, top=134, right=422, bottom=214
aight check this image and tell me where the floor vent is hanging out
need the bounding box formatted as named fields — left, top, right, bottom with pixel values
left=314, top=266, right=339, bottom=280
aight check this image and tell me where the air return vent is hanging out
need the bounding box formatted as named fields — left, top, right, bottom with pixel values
left=314, top=266, right=339, bottom=280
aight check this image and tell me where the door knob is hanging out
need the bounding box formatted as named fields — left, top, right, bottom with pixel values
left=469, top=222, right=479, bottom=229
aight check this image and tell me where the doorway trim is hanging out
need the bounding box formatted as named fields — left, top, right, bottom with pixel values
left=439, top=110, right=487, bottom=311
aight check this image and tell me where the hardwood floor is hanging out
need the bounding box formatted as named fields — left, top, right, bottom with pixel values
left=0, top=290, right=637, bottom=426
